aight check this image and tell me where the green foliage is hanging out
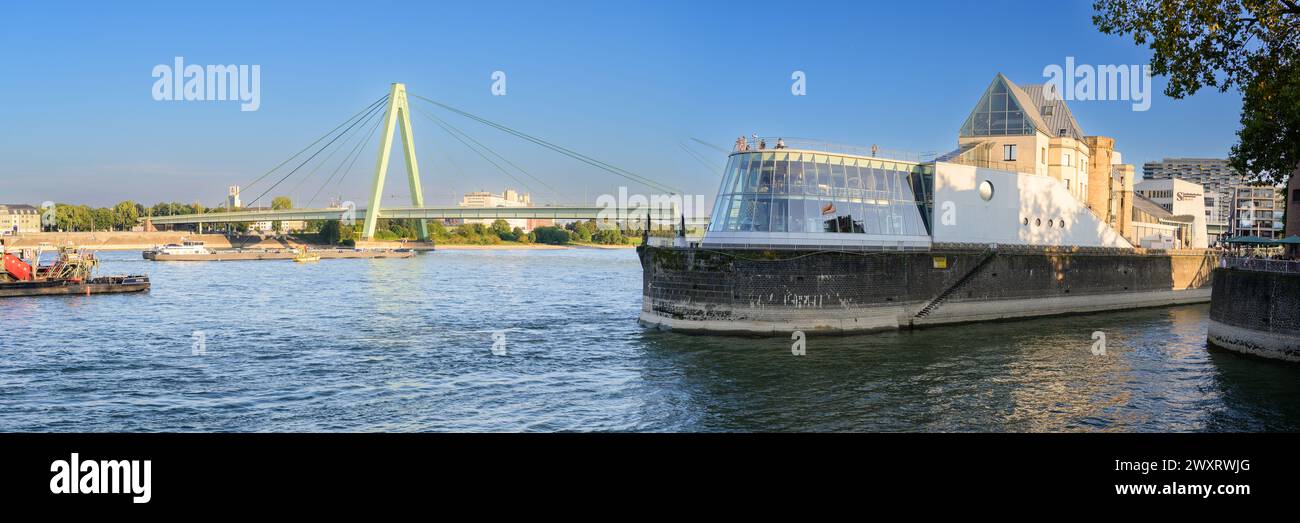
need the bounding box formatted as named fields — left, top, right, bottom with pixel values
left=594, top=228, right=626, bottom=245
left=1093, top=0, right=1300, bottom=182
left=451, top=223, right=501, bottom=244
left=317, top=220, right=342, bottom=244
left=532, top=225, right=570, bottom=245
left=271, top=196, right=293, bottom=210
left=428, top=220, right=450, bottom=241
left=490, top=219, right=512, bottom=237
left=112, top=201, right=139, bottom=230
left=566, top=220, right=595, bottom=242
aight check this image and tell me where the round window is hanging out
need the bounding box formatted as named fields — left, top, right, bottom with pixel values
left=1059, top=219, right=1066, bottom=228
left=1035, top=218, right=1041, bottom=227
left=1022, top=217, right=1029, bottom=226
left=978, top=180, right=995, bottom=201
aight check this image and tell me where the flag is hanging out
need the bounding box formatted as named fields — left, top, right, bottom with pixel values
left=820, top=203, right=836, bottom=215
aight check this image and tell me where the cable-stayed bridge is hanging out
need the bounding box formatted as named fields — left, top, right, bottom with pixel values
left=145, top=83, right=698, bottom=238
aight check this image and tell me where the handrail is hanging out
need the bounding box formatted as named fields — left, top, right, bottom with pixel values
left=730, top=137, right=935, bottom=163
left=1220, top=257, right=1300, bottom=274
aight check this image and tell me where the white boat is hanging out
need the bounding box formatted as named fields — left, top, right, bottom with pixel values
left=143, top=240, right=211, bottom=259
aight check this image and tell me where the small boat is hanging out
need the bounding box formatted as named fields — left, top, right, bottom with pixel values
left=292, top=249, right=320, bottom=263
left=3, top=245, right=149, bottom=297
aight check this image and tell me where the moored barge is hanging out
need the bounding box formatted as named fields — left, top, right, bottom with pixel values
left=2, top=245, right=149, bottom=297
left=143, top=240, right=415, bottom=261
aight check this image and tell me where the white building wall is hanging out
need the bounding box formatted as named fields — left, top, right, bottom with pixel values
left=1133, top=178, right=1209, bottom=248
left=930, top=162, right=1132, bottom=248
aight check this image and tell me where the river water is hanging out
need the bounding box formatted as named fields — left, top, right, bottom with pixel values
left=1, top=249, right=1297, bottom=432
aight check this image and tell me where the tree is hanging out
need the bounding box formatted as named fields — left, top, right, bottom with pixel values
left=318, top=220, right=341, bottom=244
left=112, top=201, right=139, bottom=230
left=1093, top=0, right=1300, bottom=183
left=490, top=219, right=513, bottom=238
left=92, top=208, right=114, bottom=231
left=271, top=196, right=292, bottom=210
left=533, top=225, right=570, bottom=245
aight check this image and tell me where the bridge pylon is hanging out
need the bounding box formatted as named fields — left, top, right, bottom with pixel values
left=362, top=82, right=428, bottom=240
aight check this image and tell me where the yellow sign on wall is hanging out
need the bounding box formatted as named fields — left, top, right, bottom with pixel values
left=932, top=256, right=948, bottom=269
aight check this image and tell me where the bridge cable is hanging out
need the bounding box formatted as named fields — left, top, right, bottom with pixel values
left=411, top=105, right=541, bottom=198
left=690, top=137, right=730, bottom=155
left=293, top=100, right=387, bottom=206
left=308, top=110, right=387, bottom=208
left=408, top=93, right=682, bottom=195
left=227, top=94, right=389, bottom=208
left=411, top=105, right=566, bottom=203
left=287, top=101, right=388, bottom=199
left=678, top=141, right=723, bottom=175
left=244, top=97, right=389, bottom=208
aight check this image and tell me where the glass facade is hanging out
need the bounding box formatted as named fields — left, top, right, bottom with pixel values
left=959, top=77, right=1037, bottom=137
left=707, top=151, right=934, bottom=237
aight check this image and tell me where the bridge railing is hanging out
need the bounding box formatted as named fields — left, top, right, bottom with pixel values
left=1221, top=256, right=1300, bottom=274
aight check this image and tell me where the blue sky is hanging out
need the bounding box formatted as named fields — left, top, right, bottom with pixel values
left=0, top=0, right=1244, bottom=207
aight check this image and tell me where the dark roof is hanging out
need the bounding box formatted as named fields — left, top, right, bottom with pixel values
left=1132, top=194, right=1172, bottom=218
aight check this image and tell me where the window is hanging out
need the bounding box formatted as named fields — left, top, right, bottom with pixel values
left=1063, top=153, right=1072, bottom=167
left=1041, top=147, right=1047, bottom=164
left=1041, top=105, right=1054, bottom=116
left=1293, top=189, right=1300, bottom=203
left=1003, top=144, right=1017, bottom=161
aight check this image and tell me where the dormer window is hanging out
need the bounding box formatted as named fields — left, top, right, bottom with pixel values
left=1042, top=105, right=1054, bottom=116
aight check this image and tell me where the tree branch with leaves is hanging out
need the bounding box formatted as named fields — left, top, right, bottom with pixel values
left=1094, top=0, right=1300, bottom=183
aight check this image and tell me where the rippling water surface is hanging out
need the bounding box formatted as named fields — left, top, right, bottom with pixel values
left=1, top=249, right=1297, bottom=432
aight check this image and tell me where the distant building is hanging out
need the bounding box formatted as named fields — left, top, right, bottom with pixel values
left=1142, top=158, right=1242, bottom=241
left=1134, top=178, right=1209, bottom=248
left=0, top=204, right=41, bottom=235
left=1231, top=185, right=1286, bottom=239
left=240, top=206, right=306, bottom=234
left=457, top=188, right=551, bottom=231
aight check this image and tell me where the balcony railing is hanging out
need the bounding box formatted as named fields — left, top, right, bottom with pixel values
left=941, top=156, right=1040, bottom=176
left=1221, top=257, right=1300, bottom=273
left=731, top=137, right=935, bottom=163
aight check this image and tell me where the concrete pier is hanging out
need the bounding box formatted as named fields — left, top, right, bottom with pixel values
left=1208, top=266, right=1300, bottom=363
